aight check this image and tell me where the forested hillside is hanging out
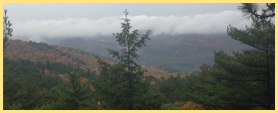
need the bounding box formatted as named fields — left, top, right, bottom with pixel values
left=5, top=39, right=181, bottom=80
left=4, top=57, right=98, bottom=109
left=46, top=33, right=251, bottom=73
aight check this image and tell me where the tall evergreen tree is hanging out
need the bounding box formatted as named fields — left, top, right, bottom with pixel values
left=60, top=72, right=96, bottom=110
left=191, top=3, right=275, bottom=110
left=107, top=9, right=151, bottom=110
left=3, top=59, right=22, bottom=110
left=94, top=60, right=130, bottom=109
left=3, top=58, right=45, bottom=109
left=95, top=9, right=151, bottom=110
left=226, top=3, right=275, bottom=109
left=41, top=72, right=97, bottom=110
left=3, top=9, right=13, bottom=52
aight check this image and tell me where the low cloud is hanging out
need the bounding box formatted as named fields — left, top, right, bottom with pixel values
left=12, top=10, right=251, bottom=41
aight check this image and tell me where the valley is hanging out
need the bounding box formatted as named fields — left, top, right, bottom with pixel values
left=44, top=33, right=251, bottom=73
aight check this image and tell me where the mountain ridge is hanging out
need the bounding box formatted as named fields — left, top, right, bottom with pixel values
left=5, top=39, right=180, bottom=80
left=43, top=33, right=251, bottom=73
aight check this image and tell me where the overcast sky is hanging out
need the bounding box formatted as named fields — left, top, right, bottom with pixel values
left=4, top=3, right=253, bottom=41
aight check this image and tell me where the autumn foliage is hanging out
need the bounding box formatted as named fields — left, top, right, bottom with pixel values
left=181, top=101, right=203, bottom=110
left=5, top=40, right=180, bottom=81
left=5, top=40, right=102, bottom=74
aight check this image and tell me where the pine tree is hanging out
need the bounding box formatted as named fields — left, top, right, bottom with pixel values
left=94, top=60, right=130, bottom=109
left=107, top=9, right=151, bottom=110
left=3, top=58, right=45, bottom=110
left=41, top=72, right=97, bottom=110
left=227, top=3, right=275, bottom=110
left=238, top=3, right=275, bottom=19
left=61, top=72, right=96, bottom=110
left=95, top=59, right=166, bottom=110
left=95, top=9, right=151, bottom=110
left=3, top=59, right=22, bottom=110
left=191, top=3, right=275, bottom=109
left=3, top=9, right=13, bottom=52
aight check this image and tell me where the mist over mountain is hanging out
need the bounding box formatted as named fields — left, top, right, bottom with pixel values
left=4, top=3, right=274, bottom=110
left=10, top=9, right=251, bottom=42
left=43, top=33, right=251, bottom=73
left=9, top=8, right=252, bottom=70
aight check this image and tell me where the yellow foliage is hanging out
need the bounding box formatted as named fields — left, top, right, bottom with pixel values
left=58, top=74, right=70, bottom=83
left=5, top=40, right=187, bottom=83
left=89, top=84, right=95, bottom=91
left=181, top=101, right=203, bottom=110
left=151, top=80, right=156, bottom=85
left=80, top=76, right=88, bottom=86
left=44, top=69, right=50, bottom=76
left=97, top=101, right=105, bottom=107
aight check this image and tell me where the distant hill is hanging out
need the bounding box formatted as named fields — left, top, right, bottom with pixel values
left=5, top=40, right=179, bottom=80
left=44, top=33, right=251, bottom=73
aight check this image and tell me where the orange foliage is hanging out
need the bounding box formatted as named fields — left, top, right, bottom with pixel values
left=89, top=84, right=95, bottom=91
left=98, top=101, right=101, bottom=105
left=44, top=69, right=50, bottom=76
left=43, top=68, right=56, bottom=77
left=97, top=101, right=105, bottom=108
left=142, top=65, right=186, bottom=81
left=80, top=76, right=88, bottom=85
left=5, top=40, right=103, bottom=74
left=181, top=101, right=203, bottom=110
left=5, top=40, right=183, bottom=82
left=58, top=74, right=70, bottom=83
left=151, top=80, right=156, bottom=85
left=39, top=88, right=47, bottom=94
left=44, top=68, right=55, bottom=77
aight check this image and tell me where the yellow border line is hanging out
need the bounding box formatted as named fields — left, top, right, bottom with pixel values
left=1, top=0, right=276, bottom=3
left=0, top=2, right=3, bottom=112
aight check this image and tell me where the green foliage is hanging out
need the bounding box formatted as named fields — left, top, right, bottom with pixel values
left=190, top=63, right=249, bottom=109
left=94, top=60, right=126, bottom=109
left=132, top=82, right=166, bottom=110
left=3, top=63, right=22, bottom=110
left=188, top=3, right=275, bottom=110
left=4, top=58, right=45, bottom=109
left=3, top=4, right=274, bottom=110
left=157, top=72, right=198, bottom=104
left=150, top=72, right=199, bottom=110
left=238, top=3, right=275, bottom=19
left=44, top=72, right=97, bottom=110
left=95, top=9, right=152, bottom=110
left=64, top=72, right=97, bottom=110
left=108, top=9, right=151, bottom=66
left=3, top=103, right=22, bottom=110
left=95, top=59, right=156, bottom=110
left=160, top=102, right=186, bottom=110
left=3, top=9, right=13, bottom=52
left=159, top=75, right=185, bottom=103
left=227, top=18, right=275, bottom=52
left=227, top=4, right=275, bottom=109
left=17, top=73, right=45, bottom=109
left=3, top=58, right=97, bottom=110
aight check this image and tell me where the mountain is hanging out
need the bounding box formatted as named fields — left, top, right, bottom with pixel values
left=4, top=39, right=180, bottom=81
left=44, top=33, right=251, bottom=73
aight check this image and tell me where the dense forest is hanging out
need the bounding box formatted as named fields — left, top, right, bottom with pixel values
left=3, top=3, right=275, bottom=110
left=5, top=39, right=182, bottom=81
